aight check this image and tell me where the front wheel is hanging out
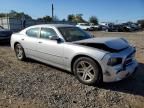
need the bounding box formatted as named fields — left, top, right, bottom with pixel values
left=73, top=57, right=102, bottom=85
left=14, top=43, right=26, bottom=61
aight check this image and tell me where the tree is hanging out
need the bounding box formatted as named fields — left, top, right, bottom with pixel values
left=37, top=16, right=52, bottom=22
left=8, top=10, right=32, bottom=19
left=67, top=14, right=86, bottom=23
left=67, top=14, right=75, bottom=22
left=75, top=14, right=86, bottom=23
left=89, top=16, right=98, bottom=25
left=44, top=16, right=52, bottom=22
left=0, top=10, right=32, bottom=19
left=0, top=13, right=7, bottom=17
left=62, top=19, right=66, bottom=22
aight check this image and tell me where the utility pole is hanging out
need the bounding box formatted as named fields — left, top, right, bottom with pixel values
left=52, top=3, right=54, bottom=21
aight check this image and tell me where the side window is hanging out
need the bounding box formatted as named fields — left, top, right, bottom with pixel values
left=26, top=28, right=39, bottom=38
left=40, top=28, right=57, bottom=39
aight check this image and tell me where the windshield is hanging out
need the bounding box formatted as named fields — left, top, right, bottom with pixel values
left=58, top=27, right=92, bottom=42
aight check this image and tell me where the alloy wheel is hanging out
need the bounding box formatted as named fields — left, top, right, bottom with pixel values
left=76, top=61, right=95, bottom=82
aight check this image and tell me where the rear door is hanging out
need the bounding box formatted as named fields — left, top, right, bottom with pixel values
left=21, top=27, right=40, bottom=57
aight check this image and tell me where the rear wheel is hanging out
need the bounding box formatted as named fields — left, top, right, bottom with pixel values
left=73, top=57, right=102, bottom=85
left=14, top=43, right=26, bottom=61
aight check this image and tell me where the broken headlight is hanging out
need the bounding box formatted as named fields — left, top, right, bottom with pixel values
left=107, top=58, right=122, bottom=66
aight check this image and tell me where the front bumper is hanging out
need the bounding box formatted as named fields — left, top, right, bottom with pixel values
left=103, top=59, right=138, bottom=82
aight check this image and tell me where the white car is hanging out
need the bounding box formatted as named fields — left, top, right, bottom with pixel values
left=11, top=24, right=138, bottom=85
left=90, top=23, right=99, bottom=30
left=76, top=23, right=93, bottom=31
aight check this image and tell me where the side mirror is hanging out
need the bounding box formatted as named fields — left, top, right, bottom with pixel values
left=56, top=38, right=63, bottom=43
left=49, top=35, right=59, bottom=40
left=49, top=36, right=63, bottom=43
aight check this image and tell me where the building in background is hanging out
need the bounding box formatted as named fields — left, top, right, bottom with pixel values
left=0, top=17, right=46, bottom=32
left=0, top=17, right=76, bottom=32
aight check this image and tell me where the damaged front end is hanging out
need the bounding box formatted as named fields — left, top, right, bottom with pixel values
left=73, top=37, right=129, bottom=53
left=73, top=37, right=138, bottom=82
left=101, top=46, right=138, bottom=82
left=75, top=42, right=128, bottom=53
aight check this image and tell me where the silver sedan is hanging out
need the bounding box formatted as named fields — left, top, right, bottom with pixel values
left=11, top=24, right=138, bottom=85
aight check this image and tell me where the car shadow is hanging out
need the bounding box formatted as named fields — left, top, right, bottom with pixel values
left=99, top=62, right=144, bottom=97
left=25, top=58, right=74, bottom=76
left=24, top=59, right=144, bottom=96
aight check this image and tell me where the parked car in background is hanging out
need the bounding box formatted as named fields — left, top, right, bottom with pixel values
left=107, top=24, right=118, bottom=32
left=121, top=23, right=140, bottom=32
left=76, top=23, right=94, bottom=31
left=105, top=23, right=118, bottom=32
left=99, top=22, right=141, bottom=32
left=11, top=24, right=138, bottom=85
left=0, top=26, right=12, bottom=42
left=89, top=23, right=100, bottom=30
left=99, top=22, right=115, bottom=32
left=122, top=23, right=134, bottom=32
left=112, top=24, right=124, bottom=32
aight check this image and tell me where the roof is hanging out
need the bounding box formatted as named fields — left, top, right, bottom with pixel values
left=30, top=24, right=75, bottom=28
left=19, top=24, right=75, bottom=34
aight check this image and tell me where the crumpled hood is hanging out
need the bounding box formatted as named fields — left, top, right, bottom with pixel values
left=74, top=37, right=129, bottom=52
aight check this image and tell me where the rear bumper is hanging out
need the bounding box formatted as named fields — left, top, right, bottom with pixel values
left=103, top=59, right=138, bottom=82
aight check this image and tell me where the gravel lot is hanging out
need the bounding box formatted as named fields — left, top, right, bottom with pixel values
left=0, top=31, right=144, bottom=108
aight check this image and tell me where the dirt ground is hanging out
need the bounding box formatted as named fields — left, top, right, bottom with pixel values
left=0, top=31, right=144, bottom=108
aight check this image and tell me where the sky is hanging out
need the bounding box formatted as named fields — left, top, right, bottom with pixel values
left=0, top=0, right=144, bottom=23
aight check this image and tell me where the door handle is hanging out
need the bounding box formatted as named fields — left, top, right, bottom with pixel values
left=38, top=41, right=42, bottom=44
left=21, top=39, right=25, bottom=41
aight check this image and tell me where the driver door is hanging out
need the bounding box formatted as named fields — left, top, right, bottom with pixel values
left=37, top=27, right=64, bottom=66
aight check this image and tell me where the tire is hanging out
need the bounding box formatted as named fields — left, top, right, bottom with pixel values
left=14, top=43, right=26, bottom=61
left=73, top=57, right=102, bottom=85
